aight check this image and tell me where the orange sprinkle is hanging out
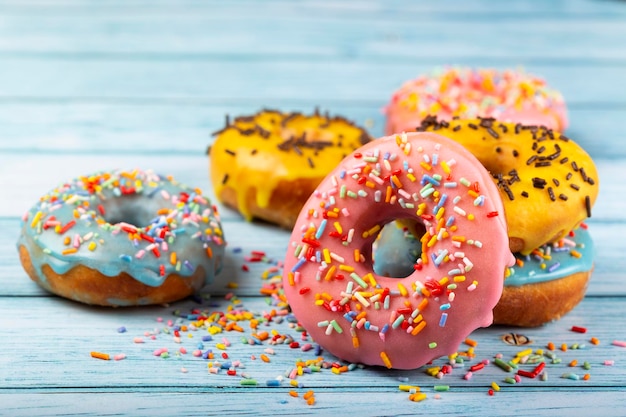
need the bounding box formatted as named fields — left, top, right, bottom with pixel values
left=464, top=338, right=477, bottom=347
left=380, top=351, right=393, bottom=369
left=569, top=360, right=578, bottom=367
left=547, top=342, right=555, bottom=351
left=90, top=351, right=110, bottom=360
left=260, top=354, right=270, bottom=363
left=411, top=320, right=427, bottom=336
left=561, top=343, right=568, bottom=352
left=303, top=390, right=315, bottom=400
left=61, top=248, right=78, bottom=255
left=289, top=390, right=299, bottom=398
left=590, top=337, right=600, bottom=345
left=583, top=373, right=590, bottom=381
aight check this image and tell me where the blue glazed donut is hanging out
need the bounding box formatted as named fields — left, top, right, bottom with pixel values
left=17, top=168, right=225, bottom=306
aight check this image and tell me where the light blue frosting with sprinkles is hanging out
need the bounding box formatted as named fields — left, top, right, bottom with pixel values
left=373, top=221, right=593, bottom=286
left=504, top=226, right=594, bottom=286
left=17, top=169, right=225, bottom=295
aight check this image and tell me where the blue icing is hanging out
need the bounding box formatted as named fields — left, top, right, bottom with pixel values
left=373, top=221, right=594, bottom=286
left=505, top=227, right=594, bottom=286
left=17, top=169, right=225, bottom=289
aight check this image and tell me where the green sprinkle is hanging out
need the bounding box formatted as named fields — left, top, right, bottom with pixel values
left=240, top=379, right=258, bottom=386
left=434, top=385, right=450, bottom=392
left=350, top=273, right=368, bottom=289
left=330, top=319, right=343, bottom=334
left=494, top=358, right=513, bottom=372
left=583, top=361, right=591, bottom=370
left=428, top=342, right=438, bottom=349
left=504, top=377, right=517, bottom=384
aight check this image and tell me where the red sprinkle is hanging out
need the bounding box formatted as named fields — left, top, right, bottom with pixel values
left=470, top=363, right=485, bottom=372
left=517, top=369, right=535, bottom=378
left=571, top=326, right=587, bottom=333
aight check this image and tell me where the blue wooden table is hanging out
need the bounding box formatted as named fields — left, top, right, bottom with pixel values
left=1, top=1, right=625, bottom=415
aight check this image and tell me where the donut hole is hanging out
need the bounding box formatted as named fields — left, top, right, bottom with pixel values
left=99, top=195, right=166, bottom=228
left=372, top=219, right=426, bottom=278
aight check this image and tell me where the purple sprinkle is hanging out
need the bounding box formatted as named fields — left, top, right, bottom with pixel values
left=548, top=262, right=561, bottom=272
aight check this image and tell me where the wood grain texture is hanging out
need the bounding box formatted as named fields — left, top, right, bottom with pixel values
left=0, top=0, right=624, bottom=415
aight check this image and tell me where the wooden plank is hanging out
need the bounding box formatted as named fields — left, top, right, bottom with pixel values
left=0, top=104, right=621, bottom=159
left=0, top=12, right=623, bottom=61
left=2, top=0, right=625, bottom=16
left=0, top=59, right=624, bottom=106
left=0, top=295, right=624, bottom=394
left=1, top=389, right=625, bottom=417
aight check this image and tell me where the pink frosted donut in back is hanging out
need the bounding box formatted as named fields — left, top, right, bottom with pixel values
left=384, top=67, right=568, bottom=135
left=282, top=132, right=515, bottom=369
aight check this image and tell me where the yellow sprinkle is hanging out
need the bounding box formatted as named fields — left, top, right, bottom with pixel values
left=397, top=283, right=408, bottom=297
left=441, top=160, right=451, bottom=174
left=399, top=385, right=421, bottom=392
left=491, top=381, right=500, bottom=392
left=88, top=241, right=97, bottom=251
left=391, top=175, right=403, bottom=188
left=339, top=264, right=355, bottom=272
left=288, top=272, right=295, bottom=286
left=570, top=250, right=582, bottom=259
left=453, top=275, right=466, bottom=282
left=516, top=348, right=533, bottom=357
left=170, top=252, right=177, bottom=265
left=30, top=211, right=43, bottom=228
left=323, top=248, right=331, bottom=264
left=334, top=221, right=343, bottom=234
left=215, top=343, right=226, bottom=350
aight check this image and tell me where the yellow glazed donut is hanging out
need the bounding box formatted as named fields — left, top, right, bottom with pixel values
left=17, top=169, right=225, bottom=306
left=209, top=109, right=372, bottom=229
left=417, top=116, right=599, bottom=255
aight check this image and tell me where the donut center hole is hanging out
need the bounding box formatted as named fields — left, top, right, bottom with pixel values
left=372, top=219, right=426, bottom=278
left=99, top=195, right=165, bottom=228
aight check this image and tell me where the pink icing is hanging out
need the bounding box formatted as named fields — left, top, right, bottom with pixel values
left=384, top=68, right=568, bottom=135
left=282, top=132, right=515, bottom=369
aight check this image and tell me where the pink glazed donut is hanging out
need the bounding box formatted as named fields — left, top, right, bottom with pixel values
left=384, top=67, right=568, bottom=135
left=282, top=132, right=515, bottom=369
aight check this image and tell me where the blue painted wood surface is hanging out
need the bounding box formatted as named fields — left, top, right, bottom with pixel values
left=1, top=1, right=625, bottom=415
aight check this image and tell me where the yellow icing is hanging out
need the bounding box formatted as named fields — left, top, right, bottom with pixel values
left=419, top=117, right=599, bottom=254
left=210, top=110, right=371, bottom=220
